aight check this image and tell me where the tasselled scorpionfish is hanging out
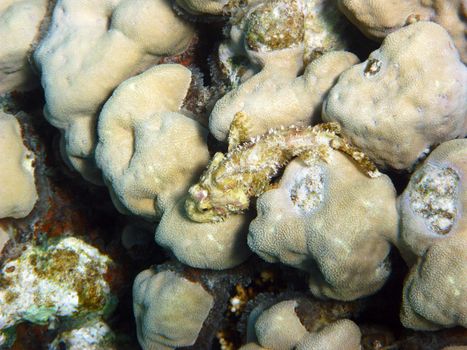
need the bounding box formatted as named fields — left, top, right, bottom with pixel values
left=185, top=112, right=380, bottom=223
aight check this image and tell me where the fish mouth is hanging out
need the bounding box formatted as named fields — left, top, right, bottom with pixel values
left=184, top=196, right=224, bottom=223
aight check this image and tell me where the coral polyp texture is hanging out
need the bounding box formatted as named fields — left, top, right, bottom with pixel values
left=95, top=64, right=209, bottom=221
left=1, top=0, right=467, bottom=348
left=323, top=21, right=467, bottom=170
left=211, top=0, right=353, bottom=141
left=0, top=111, right=37, bottom=219
left=337, top=0, right=467, bottom=63
left=398, top=140, right=467, bottom=330
left=248, top=145, right=397, bottom=300
left=33, top=0, right=194, bottom=183
left=133, top=268, right=214, bottom=350
left=0, top=236, right=114, bottom=347
left=240, top=299, right=362, bottom=350
left=0, top=0, right=48, bottom=94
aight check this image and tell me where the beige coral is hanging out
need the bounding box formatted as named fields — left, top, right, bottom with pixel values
left=212, top=0, right=353, bottom=141
left=323, top=21, right=467, bottom=170
left=95, top=64, right=209, bottom=220
left=0, top=0, right=48, bottom=94
left=249, top=148, right=398, bottom=300
left=338, top=0, right=467, bottom=62
left=175, top=0, right=229, bottom=15
left=33, top=0, right=194, bottom=183
left=241, top=300, right=361, bottom=350
left=211, top=51, right=359, bottom=142
left=398, top=139, right=467, bottom=330
left=133, top=268, right=214, bottom=350
left=155, top=196, right=252, bottom=269
left=0, top=111, right=37, bottom=219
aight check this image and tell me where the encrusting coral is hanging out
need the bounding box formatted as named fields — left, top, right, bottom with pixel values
left=133, top=267, right=214, bottom=350
left=337, top=0, right=467, bottom=63
left=0, top=236, right=115, bottom=347
left=0, top=111, right=37, bottom=219
left=186, top=114, right=379, bottom=223
left=95, top=64, right=210, bottom=221
left=211, top=0, right=353, bottom=141
left=248, top=143, right=398, bottom=300
left=240, top=299, right=362, bottom=350
left=398, top=139, right=467, bottom=330
left=323, top=21, right=467, bottom=170
left=33, top=0, right=194, bottom=183
left=0, top=0, right=48, bottom=94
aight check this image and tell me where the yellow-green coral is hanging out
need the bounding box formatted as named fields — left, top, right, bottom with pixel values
left=185, top=112, right=380, bottom=223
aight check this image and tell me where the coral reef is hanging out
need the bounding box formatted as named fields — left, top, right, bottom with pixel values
left=95, top=64, right=209, bottom=220
left=0, top=0, right=48, bottom=94
left=0, top=0, right=466, bottom=349
left=338, top=0, right=467, bottom=63
left=248, top=147, right=397, bottom=300
left=0, top=236, right=115, bottom=347
left=0, top=111, right=37, bottom=219
left=133, top=267, right=214, bottom=350
left=33, top=0, right=194, bottom=183
left=240, top=299, right=362, bottom=350
left=211, top=0, right=353, bottom=140
left=211, top=50, right=359, bottom=142
left=398, top=140, right=467, bottom=330
left=49, top=319, right=116, bottom=350
left=155, top=196, right=252, bottom=269
left=323, top=21, right=467, bottom=170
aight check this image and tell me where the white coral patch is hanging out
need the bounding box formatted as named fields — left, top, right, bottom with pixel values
left=49, top=320, right=115, bottom=350
left=0, top=237, right=111, bottom=335
left=409, top=165, right=459, bottom=235
left=287, top=164, right=324, bottom=213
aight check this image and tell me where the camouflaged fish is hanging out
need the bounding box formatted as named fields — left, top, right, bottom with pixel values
left=185, top=112, right=380, bottom=222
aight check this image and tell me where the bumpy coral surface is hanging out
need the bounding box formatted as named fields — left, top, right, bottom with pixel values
left=241, top=299, right=362, bottom=350
left=33, top=0, right=194, bottom=183
left=399, top=140, right=467, bottom=330
left=212, top=0, right=353, bottom=139
left=338, top=0, right=467, bottom=63
left=175, top=0, right=228, bottom=15
left=1, top=0, right=467, bottom=348
left=95, top=64, right=209, bottom=220
left=323, top=21, right=467, bottom=170
left=0, top=0, right=48, bottom=94
left=0, top=237, right=114, bottom=346
left=248, top=146, right=398, bottom=300
left=210, top=50, right=359, bottom=142
left=0, top=111, right=37, bottom=219
left=155, top=196, right=252, bottom=269
left=187, top=118, right=379, bottom=223
left=133, top=268, right=214, bottom=350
